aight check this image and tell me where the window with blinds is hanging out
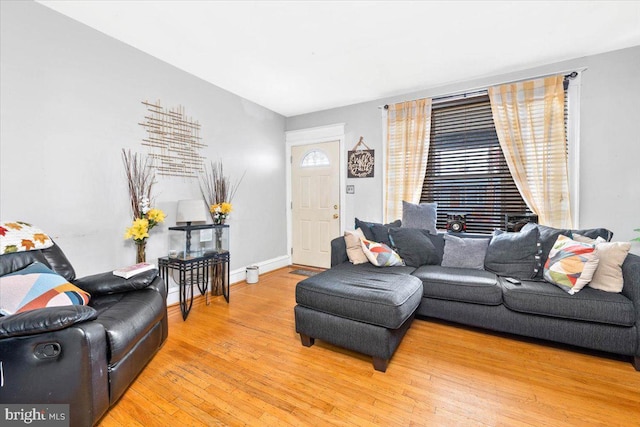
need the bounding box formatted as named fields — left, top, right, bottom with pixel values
left=420, top=95, right=531, bottom=234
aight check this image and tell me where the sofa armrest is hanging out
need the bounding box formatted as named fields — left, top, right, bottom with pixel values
left=73, top=269, right=160, bottom=296
left=621, top=253, right=640, bottom=358
left=0, top=305, right=97, bottom=339
left=331, top=236, right=349, bottom=267
left=622, top=253, right=640, bottom=304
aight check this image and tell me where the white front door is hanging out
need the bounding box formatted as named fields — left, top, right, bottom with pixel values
left=291, top=141, right=341, bottom=268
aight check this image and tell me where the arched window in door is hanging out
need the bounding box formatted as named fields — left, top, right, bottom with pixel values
left=300, top=149, right=330, bottom=167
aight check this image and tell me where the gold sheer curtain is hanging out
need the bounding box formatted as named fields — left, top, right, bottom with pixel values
left=385, top=99, right=432, bottom=222
left=488, top=76, right=572, bottom=228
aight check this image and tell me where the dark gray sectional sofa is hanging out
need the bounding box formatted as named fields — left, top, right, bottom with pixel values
left=294, top=226, right=640, bottom=372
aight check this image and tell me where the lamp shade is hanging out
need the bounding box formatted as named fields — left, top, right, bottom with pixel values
left=176, top=199, right=208, bottom=224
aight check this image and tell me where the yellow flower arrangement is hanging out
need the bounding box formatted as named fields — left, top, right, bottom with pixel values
left=124, top=211, right=165, bottom=243
left=124, top=218, right=150, bottom=242
left=122, top=149, right=166, bottom=263
left=147, top=208, right=166, bottom=226
left=210, top=202, right=233, bottom=224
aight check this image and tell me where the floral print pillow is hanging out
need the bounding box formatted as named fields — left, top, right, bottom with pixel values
left=0, top=221, right=53, bottom=254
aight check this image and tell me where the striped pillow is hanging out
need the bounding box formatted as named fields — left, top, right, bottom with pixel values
left=543, top=235, right=599, bottom=294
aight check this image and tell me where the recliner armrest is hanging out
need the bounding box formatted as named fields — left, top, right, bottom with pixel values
left=0, top=305, right=98, bottom=339
left=73, top=269, right=160, bottom=296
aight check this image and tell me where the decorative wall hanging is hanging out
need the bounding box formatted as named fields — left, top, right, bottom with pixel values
left=347, top=136, right=375, bottom=178
left=139, top=100, right=207, bottom=178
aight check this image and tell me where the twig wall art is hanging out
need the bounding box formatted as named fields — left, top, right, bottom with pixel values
left=139, top=100, right=207, bottom=178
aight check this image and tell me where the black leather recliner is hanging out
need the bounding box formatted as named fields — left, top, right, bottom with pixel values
left=0, top=242, right=168, bottom=426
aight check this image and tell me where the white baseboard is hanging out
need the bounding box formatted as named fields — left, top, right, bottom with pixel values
left=166, top=254, right=291, bottom=306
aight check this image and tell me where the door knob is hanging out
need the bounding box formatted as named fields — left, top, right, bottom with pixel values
left=333, top=214, right=339, bottom=219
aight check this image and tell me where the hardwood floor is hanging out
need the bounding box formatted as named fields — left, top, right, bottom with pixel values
left=98, top=267, right=640, bottom=427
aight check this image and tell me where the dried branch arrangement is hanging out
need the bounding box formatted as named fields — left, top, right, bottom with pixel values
left=199, top=160, right=245, bottom=224
left=122, top=149, right=156, bottom=219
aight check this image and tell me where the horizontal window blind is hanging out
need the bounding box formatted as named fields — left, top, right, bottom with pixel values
left=420, top=95, right=530, bottom=234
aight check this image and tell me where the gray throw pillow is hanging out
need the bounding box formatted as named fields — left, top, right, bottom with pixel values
left=389, top=228, right=439, bottom=268
left=371, top=224, right=394, bottom=246
left=355, top=218, right=401, bottom=241
left=441, top=234, right=489, bottom=270
left=484, top=227, right=540, bottom=279
left=401, top=201, right=437, bottom=234
left=521, top=223, right=571, bottom=278
left=571, top=227, right=613, bottom=242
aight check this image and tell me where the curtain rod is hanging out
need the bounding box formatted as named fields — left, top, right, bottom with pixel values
left=380, top=69, right=583, bottom=110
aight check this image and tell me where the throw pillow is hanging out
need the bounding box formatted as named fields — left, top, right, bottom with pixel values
left=0, top=262, right=90, bottom=315
left=570, top=233, right=604, bottom=244
left=571, top=234, right=631, bottom=293
left=354, top=218, right=401, bottom=241
left=543, top=235, right=599, bottom=294
left=0, top=221, right=54, bottom=254
left=389, top=228, right=439, bottom=268
left=572, top=227, right=613, bottom=242
left=343, top=228, right=369, bottom=265
left=590, top=241, right=631, bottom=293
left=521, top=223, right=572, bottom=278
left=484, top=227, right=540, bottom=279
left=401, top=201, right=437, bottom=234
left=360, top=239, right=405, bottom=267
left=371, top=224, right=394, bottom=246
left=441, top=234, right=489, bottom=270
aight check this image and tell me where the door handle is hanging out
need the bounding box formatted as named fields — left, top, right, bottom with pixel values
left=333, top=214, right=339, bottom=219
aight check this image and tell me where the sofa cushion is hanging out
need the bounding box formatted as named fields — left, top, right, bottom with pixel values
left=0, top=262, right=90, bottom=315
left=502, top=279, right=635, bottom=327
left=484, top=227, right=540, bottom=279
left=332, top=259, right=417, bottom=276
left=441, top=234, right=489, bottom=270
left=401, top=201, right=437, bottom=234
left=389, top=227, right=439, bottom=268
left=295, top=265, right=422, bottom=329
left=412, top=265, right=502, bottom=305
left=543, top=235, right=599, bottom=294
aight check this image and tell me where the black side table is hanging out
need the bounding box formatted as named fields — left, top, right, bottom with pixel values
left=158, top=251, right=230, bottom=320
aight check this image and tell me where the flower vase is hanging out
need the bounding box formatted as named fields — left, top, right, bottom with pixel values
left=215, top=228, right=223, bottom=253
left=136, top=241, right=146, bottom=264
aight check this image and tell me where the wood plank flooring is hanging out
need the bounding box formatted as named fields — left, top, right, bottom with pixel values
left=98, top=266, right=640, bottom=426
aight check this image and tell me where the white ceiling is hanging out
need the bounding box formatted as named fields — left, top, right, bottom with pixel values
left=37, top=1, right=640, bottom=117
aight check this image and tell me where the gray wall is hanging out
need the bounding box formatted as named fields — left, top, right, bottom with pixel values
left=287, top=46, right=640, bottom=253
left=0, top=1, right=288, bottom=277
